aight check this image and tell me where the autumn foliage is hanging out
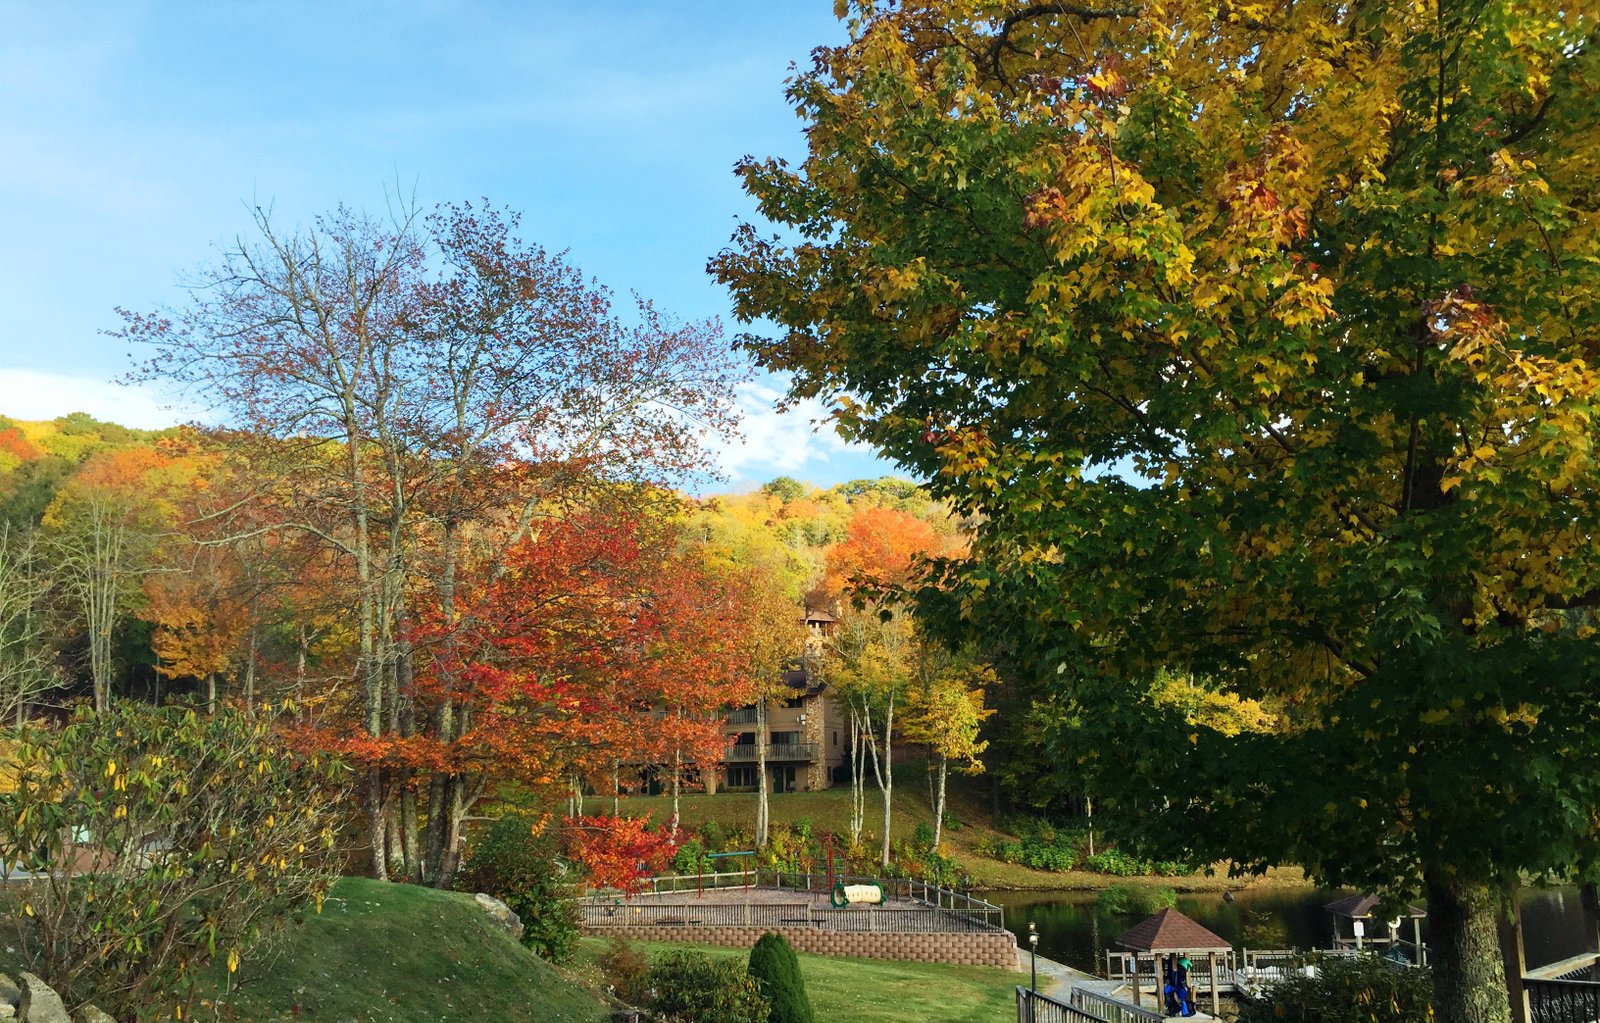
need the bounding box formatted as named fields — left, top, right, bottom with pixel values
left=565, top=815, right=679, bottom=895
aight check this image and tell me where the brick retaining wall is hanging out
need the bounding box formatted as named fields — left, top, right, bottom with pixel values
left=584, top=923, right=1020, bottom=970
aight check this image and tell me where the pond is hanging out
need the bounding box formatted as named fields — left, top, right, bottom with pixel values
left=990, top=886, right=1597, bottom=976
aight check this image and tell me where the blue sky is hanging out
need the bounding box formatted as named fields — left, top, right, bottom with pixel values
left=0, top=1, right=903, bottom=491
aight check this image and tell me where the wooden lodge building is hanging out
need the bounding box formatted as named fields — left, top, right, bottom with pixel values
left=710, top=608, right=847, bottom=794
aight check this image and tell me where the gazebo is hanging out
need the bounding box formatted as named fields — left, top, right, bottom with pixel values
left=1115, top=907, right=1232, bottom=1015
left=1325, top=894, right=1427, bottom=965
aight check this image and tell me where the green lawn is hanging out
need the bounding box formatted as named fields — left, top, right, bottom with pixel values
left=572, top=936, right=1019, bottom=1023
left=199, top=878, right=606, bottom=1023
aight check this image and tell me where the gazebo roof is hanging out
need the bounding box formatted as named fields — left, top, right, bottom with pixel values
left=1114, top=908, right=1231, bottom=953
left=1325, top=894, right=1426, bottom=920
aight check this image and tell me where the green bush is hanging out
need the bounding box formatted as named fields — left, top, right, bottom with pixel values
left=749, top=932, right=815, bottom=1023
left=912, top=820, right=936, bottom=850
left=648, top=949, right=769, bottom=1023
left=1097, top=884, right=1178, bottom=915
left=672, top=839, right=706, bottom=875
left=458, top=812, right=580, bottom=963
left=1084, top=849, right=1154, bottom=876
left=1020, top=843, right=1077, bottom=872
left=980, top=817, right=1083, bottom=871
left=0, top=702, right=346, bottom=1021
left=702, top=820, right=729, bottom=851
left=596, top=936, right=651, bottom=1006
left=1235, top=954, right=1433, bottom=1023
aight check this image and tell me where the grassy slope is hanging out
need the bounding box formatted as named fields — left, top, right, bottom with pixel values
left=571, top=937, right=1017, bottom=1023
left=591, top=765, right=1307, bottom=892
left=201, top=878, right=606, bottom=1023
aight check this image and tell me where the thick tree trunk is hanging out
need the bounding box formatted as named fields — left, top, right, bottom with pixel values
left=1426, top=872, right=1511, bottom=1023
left=367, top=768, right=389, bottom=882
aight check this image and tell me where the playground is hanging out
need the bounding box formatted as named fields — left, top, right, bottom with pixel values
left=578, top=869, right=1006, bottom=935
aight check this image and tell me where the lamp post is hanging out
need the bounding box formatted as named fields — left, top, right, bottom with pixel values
left=1028, top=922, right=1039, bottom=1022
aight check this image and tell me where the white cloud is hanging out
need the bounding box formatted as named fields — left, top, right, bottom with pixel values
left=708, top=380, right=876, bottom=484
left=0, top=369, right=200, bottom=430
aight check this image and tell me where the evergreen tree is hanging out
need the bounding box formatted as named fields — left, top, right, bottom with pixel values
left=748, top=932, right=815, bottom=1023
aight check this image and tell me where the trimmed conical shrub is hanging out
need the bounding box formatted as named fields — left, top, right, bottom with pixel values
left=748, top=932, right=815, bottom=1023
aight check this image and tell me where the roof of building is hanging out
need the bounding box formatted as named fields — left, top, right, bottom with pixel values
left=1324, top=894, right=1426, bottom=919
left=781, top=668, right=827, bottom=694
left=1114, top=908, right=1232, bottom=952
left=805, top=609, right=838, bottom=624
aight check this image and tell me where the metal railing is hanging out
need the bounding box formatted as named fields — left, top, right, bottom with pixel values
left=1016, top=987, right=1107, bottom=1023
left=1068, top=988, right=1161, bottom=1023
left=578, top=869, right=1007, bottom=934
left=722, top=742, right=820, bottom=762
left=725, top=708, right=759, bottom=725
left=1528, top=978, right=1600, bottom=1023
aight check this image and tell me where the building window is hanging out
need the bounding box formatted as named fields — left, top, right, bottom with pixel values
left=770, top=731, right=800, bottom=746
left=728, top=766, right=757, bottom=790
left=832, top=730, right=838, bottom=748
left=785, top=696, right=806, bottom=709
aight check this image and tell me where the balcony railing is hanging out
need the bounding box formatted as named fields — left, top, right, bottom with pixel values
left=723, top=742, right=820, bottom=762
left=725, top=708, right=758, bottom=725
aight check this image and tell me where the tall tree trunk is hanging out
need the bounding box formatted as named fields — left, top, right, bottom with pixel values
left=878, top=689, right=894, bottom=868
left=206, top=672, right=216, bottom=714
left=670, top=747, right=682, bottom=839
left=932, top=754, right=948, bottom=852
left=755, top=696, right=770, bottom=847
left=348, top=420, right=388, bottom=882
left=848, top=709, right=865, bottom=843
left=1086, top=796, right=1095, bottom=858
left=612, top=761, right=621, bottom=816
left=1426, top=872, right=1511, bottom=1023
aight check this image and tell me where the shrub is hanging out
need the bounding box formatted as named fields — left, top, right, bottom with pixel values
left=912, top=820, right=936, bottom=851
left=648, top=949, right=769, bottom=1023
left=1098, top=884, right=1178, bottom=915
left=702, top=820, right=729, bottom=851
left=458, top=811, right=580, bottom=963
left=941, top=810, right=962, bottom=833
left=672, top=839, right=706, bottom=876
left=1020, top=843, right=1077, bottom=872
left=1084, top=849, right=1154, bottom=876
left=596, top=936, right=650, bottom=1006
left=1242, top=909, right=1290, bottom=948
left=981, top=817, right=1083, bottom=872
left=0, top=702, right=346, bottom=1022
left=1235, top=954, right=1433, bottom=1023
left=749, top=932, right=815, bottom=1023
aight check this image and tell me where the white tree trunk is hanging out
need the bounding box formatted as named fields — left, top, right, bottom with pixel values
left=756, top=696, right=770, bottom=847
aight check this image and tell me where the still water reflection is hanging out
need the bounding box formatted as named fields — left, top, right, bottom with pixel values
left=991, top=886, right=1595, bottom=975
